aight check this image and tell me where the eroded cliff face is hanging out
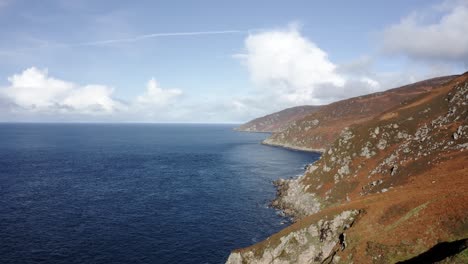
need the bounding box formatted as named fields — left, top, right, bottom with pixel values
left=271, top=165, right=323, bottom=218
left=227, top=74, right=468, bottom=263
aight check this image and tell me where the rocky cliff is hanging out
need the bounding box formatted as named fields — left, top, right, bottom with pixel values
left=236, top=105, right=321, bottom=133
left=227, top=73, right=468, bottom=263
left=263, top=76, right=457, bottom=152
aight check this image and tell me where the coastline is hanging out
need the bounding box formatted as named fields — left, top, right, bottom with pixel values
left=260, top=134, right=325, bottom=219
left=227, top=127, right=350, bottom=262
left=233, top=128, right=273, bottom=134
left=235, top=128, right=324, bottom=218
left=234, top=126, right=325, bottom=153
left=261, top=139, right=325, bottom=154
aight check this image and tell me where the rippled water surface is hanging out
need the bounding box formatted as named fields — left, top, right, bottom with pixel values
left=0, top=124, right=320, bottom=264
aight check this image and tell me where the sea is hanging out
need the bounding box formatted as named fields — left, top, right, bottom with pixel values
left=0, top=123, right=320, bottom=264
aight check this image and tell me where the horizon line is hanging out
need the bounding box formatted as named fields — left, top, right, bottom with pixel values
left=0, top=121, right=243, bottom=125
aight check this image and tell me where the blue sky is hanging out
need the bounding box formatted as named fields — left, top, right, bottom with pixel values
left=0, top=0, right=466, bottom=122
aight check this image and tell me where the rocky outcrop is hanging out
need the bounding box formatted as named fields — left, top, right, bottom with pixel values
left=226, top=210, right=360, bottom=264
left=271, top=168, right=322, bottom=219
left=227, top=73, right=468, bottom=263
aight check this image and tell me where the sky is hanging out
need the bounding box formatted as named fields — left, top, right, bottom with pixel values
left=0, top=0, right=467, bottom=123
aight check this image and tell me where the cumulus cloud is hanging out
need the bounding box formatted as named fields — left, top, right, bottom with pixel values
left=2, top=67, right=122, bottom=114
left=382, top=0, right=468, bottom=63
left=0, top=67, right=184, bottom=120
left=235, top=25, right=387, bottom=109
left=236, top=24, right=345, bottom=105
left=135, top=78, right=182, bottom=108
left=63, top=85, right=121, bottom=113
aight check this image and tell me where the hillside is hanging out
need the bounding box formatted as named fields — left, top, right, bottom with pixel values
left=263, top=76, right=457, bottom=152
left=226, top=73, right=468, bottom=263
left=235, top=105, right=321, bottom=132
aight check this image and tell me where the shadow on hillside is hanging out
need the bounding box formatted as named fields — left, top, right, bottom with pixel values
left=397, top=238, right=467, bottom=263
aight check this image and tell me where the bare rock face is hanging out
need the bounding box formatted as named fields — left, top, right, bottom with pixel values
left=225, top=210, right=360, bottom=264
left=271, top=174, right=322, bottom=219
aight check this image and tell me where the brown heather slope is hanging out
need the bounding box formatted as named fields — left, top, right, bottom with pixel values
left=263, top=75, right=457, bottom=152
left=226, top=73, right=468, bottom=263
left=235, top=105, right=321, bottom=132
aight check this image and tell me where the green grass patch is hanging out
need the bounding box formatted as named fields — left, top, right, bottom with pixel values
left=385, top=201, right=430, bottom=231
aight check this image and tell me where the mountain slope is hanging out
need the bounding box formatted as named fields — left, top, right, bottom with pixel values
left=226, top=73, right=468, bottom=263
left=263, top=76, right=458, bottom=152
left=235, top=105, right=321, bottom=132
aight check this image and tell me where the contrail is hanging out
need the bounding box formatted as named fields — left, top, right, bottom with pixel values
left=0, top=29, right=259, bottom=54
left=70, top=30, right=246, bottom=47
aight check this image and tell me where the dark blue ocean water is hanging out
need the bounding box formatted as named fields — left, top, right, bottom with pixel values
left=0, top=124, right=320, bottom=264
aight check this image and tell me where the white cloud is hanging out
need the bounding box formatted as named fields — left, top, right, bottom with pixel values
left=237, top=24, right=346, bottom=105
left=5, top=67, right=73, bottom=109
left=135, top=78, right=182, bottom=108
left=382, top=0, right=468, bottom=62
left=2, top=67, right=122, bottom=114
left=361, top=77, right=380, bottom=89
left=62, top=85, right=120, bottom=113
left=1, top=67, right=185, bottom=119
left=235, top=25, right=389, bottom=110
left=0, top=67, right=258, bottom=123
